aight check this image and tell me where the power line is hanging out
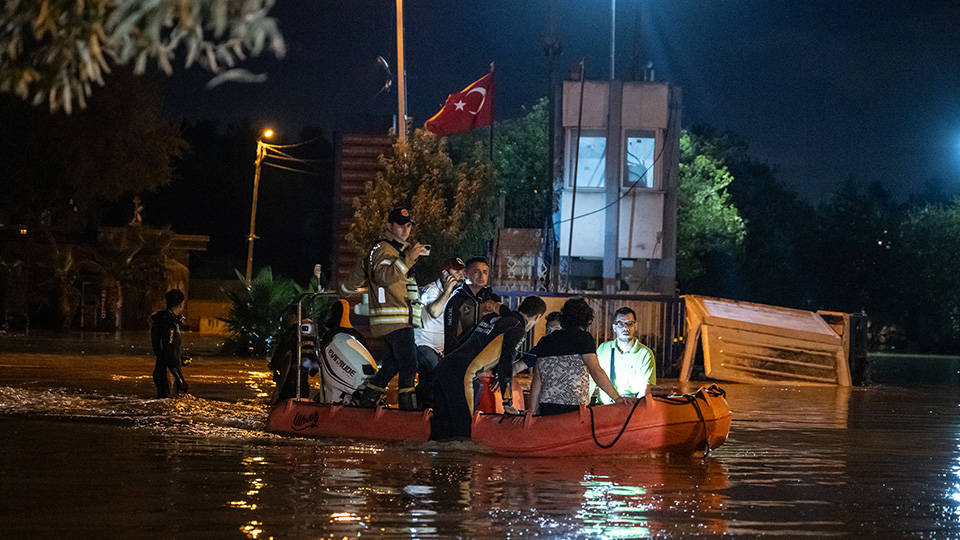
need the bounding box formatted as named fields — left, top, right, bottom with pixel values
left=552, top=139, right=667, bottom=227
left=263, top=162, right=320, bottom=175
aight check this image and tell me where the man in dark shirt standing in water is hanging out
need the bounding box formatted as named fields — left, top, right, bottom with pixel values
left=431, top=295, right=546, bottom=440
left=151, top=289, right=188, bottom=398
left=443, top=256, right=490, bottom=352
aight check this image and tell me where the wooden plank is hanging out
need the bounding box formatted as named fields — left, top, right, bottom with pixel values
left=718, top=363, right=838, bottom=384
left=679, top=322, right=700, bottom=382
left=688, top=295, right=841, bottom=345
left=722, top=351, right=837, bottom=371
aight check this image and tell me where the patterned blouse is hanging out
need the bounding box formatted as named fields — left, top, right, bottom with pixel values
left=529, top=328, right=597, bottom=406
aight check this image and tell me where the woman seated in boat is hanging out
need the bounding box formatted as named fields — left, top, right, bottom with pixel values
left=526, top=298, right=626, bottom=416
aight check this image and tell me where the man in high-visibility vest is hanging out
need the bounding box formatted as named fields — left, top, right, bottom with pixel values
left=593, top=307, right=656, bottom=403
left=354, top=207, right=429, bottom=410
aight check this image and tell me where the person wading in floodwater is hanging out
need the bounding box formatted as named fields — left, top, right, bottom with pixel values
left=151, top=289, right=188, bottom=398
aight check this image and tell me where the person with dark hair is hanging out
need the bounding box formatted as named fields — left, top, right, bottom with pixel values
left=526, top=298, right=624, bottom=416
left=544, top=311, right=562, bottom=335
left=354, top=207, right=428, bottom=410
left=593, top=306, right=656, bottom=403
left=476, top=287, right=502, bottom=318
left=150, top=289, right=188, bottom=398
left=443, top=256, right=490, bottom=351
left=431, top=295, right=547, bottom=439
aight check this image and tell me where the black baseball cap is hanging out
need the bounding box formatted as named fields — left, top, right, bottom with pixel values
left=388, top=207, right=414, bottom=225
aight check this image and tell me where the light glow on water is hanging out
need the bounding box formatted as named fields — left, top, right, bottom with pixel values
left=578, top=478, right=652, bottom=538
left=2, top=352, right=960, bottom=537
left=951, top=450, right=960, bottom=515
left=330, top=512, right=361, bottom=522
left=240, top=520, right=263, bottom=539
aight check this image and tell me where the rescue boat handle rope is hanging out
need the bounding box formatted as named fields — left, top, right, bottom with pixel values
left=588, top=397, right=644, bottom=449
left=588, top=384, right=723, bottom=452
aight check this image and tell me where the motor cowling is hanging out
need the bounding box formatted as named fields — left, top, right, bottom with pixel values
left=318, top=332, right=377, bottom=403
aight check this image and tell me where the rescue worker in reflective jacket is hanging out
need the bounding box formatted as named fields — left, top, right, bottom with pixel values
left=354, top=207, right=428, bottom=410
left=151, top=289, right=188, bottom=398
left=431, top=295, right=546, bottom=440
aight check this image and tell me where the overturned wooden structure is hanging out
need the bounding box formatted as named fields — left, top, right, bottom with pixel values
left=680, top=295, right=853, bottom=386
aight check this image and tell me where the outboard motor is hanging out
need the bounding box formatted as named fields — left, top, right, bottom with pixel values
left=315, top=299, right=378, bottom=404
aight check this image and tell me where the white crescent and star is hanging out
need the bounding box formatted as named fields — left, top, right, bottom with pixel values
left=463, top=87, right=487, bottom=115
left=450, top=87, right=487, bottom=115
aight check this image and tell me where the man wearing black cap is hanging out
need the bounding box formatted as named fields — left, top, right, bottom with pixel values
left=413, top=257, right=466, bottom=409
left=354, top=207, right=429, bottom=410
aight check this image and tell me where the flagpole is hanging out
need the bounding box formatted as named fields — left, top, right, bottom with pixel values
left=396, top=0, right=407, bottom=141
left=488, top=62, right=495, bottom=162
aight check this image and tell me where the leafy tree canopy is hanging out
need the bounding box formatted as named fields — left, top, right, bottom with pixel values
left=0, top=0, right=285, bottom=113
left=348, top=129, right=497, bottom=282
left=677, top=129, right=747, bottom=282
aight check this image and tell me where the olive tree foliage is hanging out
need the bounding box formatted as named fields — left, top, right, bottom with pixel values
left=0, top=0, right=285, bottom=113
left=676, top=129, right=747, bottom=282
left=347, top=129, right=498, bottom=282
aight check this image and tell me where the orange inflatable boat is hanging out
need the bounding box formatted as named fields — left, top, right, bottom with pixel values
left=266, top=385, right=731, bottom=456
left=266, top=400, right=433, bottom=442
left=472, top=384, right=731, bottom=456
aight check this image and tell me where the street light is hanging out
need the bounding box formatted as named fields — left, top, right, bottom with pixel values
left=245, top=128, right=274, bottom=282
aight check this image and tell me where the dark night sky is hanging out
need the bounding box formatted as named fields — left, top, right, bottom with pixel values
left=162, top=1, right=960, bottom=202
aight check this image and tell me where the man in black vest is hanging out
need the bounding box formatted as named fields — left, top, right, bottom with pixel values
left=443, top=256, right=490, bottom=352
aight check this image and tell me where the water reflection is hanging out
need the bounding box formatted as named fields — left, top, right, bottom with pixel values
left=2, top=352, right=960, bottom=536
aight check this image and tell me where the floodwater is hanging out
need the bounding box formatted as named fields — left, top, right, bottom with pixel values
left=0, top=340, right=958, bottom=538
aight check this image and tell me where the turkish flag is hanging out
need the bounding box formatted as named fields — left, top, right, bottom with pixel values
left=424, top=71, right=494, bottom=136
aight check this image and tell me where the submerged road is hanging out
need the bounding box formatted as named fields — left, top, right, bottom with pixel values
left=0, top=335, right=958, bottom=537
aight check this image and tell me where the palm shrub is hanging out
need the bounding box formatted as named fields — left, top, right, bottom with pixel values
left=220, top=267, right=300, bottom=356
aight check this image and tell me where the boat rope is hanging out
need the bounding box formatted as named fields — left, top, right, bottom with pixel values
left=588, top=396, right=644, bottom=449
left=686, top=393, right=711, bottom=455
left=654, top=385, right=720, bottom=455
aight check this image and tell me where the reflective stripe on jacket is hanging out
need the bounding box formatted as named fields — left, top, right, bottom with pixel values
left=366, top=230, right=422, bottom=337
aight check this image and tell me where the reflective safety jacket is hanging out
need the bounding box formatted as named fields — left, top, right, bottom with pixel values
left=365, top=231, right=422, bottom=337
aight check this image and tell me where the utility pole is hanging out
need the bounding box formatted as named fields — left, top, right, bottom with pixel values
left=245, top=128, right=273, bottom=282
left=396, top=0, right=407, bottom=141
left=245, top=141, right=265, bottom=283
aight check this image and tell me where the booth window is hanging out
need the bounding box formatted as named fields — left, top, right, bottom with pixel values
left=567, top=130, right=606, bottom=188
left=624, top=131, right=656, bottom=189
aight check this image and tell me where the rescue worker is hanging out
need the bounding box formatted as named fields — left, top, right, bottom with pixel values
left=354, top=207, right=428, bottom=410
left=150, top=289, right=188, bottom=398
left=431, top=295, right=546, bottom=440
left=443, top=256, right=490, bottom=351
